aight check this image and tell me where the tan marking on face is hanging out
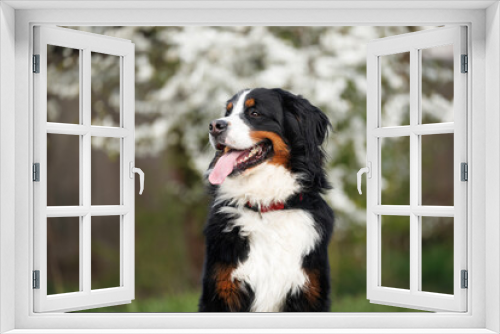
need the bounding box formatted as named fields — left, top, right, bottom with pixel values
left=250, top=131, right=290, bottom=168
left=226, top=102, right=233, bottom=111
left=213, top=263, right=242, bottom=311
left=245, top=98, right=255, bottom=108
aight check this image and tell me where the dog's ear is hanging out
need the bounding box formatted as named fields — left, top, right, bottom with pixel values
left=274, top=88, right=330, bottom=147
left=274, top=88, right=331, bottom=152
left=273, top=88, right=332, bottom=192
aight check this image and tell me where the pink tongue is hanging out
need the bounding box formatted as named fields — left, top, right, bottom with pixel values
left=209, top=151, right=243, bottom=185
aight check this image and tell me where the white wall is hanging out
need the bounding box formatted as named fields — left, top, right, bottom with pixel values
left=0, top=2, right=16, bottom=333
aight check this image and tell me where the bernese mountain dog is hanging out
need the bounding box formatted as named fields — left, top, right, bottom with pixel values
left=199, top=88, right=334, bottom=312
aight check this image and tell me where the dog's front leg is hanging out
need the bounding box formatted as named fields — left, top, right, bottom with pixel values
left=199, top=260, right=253, bottom=312
left=283, top=267, right=331, bottom=312
left=199, top=209, right=253, bottom=312
left=211, top=263, right=251, bottom=312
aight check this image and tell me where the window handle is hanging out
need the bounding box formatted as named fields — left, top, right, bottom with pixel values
left=129, top=162, right=145, bottom=195
left=357, top=162, right=372, bottom=195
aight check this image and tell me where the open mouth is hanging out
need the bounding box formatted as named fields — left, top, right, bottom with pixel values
left=208, top=140, right=273, bottom=185
left=230, top=140, right=273, bottom=172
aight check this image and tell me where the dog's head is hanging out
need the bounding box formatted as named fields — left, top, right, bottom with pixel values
left=207, top=88, right=331, bottom=193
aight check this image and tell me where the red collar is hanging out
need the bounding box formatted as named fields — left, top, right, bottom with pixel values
left=245, top=193, right=303, bottom=214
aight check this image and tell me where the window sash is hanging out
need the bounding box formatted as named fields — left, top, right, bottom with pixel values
left=366, top=26, right=468, bottom=312
left=33, top=25, right=136, bottom=313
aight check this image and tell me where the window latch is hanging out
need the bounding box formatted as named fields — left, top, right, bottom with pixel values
left=357, top=162, right=372, bottom=195
left=129, top=162, right=144, bottom=195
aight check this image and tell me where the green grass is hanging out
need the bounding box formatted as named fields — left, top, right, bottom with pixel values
left=330, top=294, right=422, bottom=312
left=77, top=292, right=422, bottom=313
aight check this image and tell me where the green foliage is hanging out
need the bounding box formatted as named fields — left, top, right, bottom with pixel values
left=421, top=217, right=454, bottom=294
left=381, top=216, right=411, bottom=289
left=78, top=291, right=421, bottom=313
left=133, top=124, right=208, bottom=296
left=381, top=137, right=411, bottom=205
left=329, top=221, right=368, bottom=296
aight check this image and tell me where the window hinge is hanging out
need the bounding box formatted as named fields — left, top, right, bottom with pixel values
left=461, top=54, right=468, bottom=73
left=461, top=270, right=468, bottom=289
left=33, top=54, right=40, bottom=73
left=461, top=162, right=468, bottom=181
left=33, top=270, right=40, bottom=289
left=33, top=163, right=40, bottom=182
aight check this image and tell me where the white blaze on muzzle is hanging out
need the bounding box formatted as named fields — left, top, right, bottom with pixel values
left=221, top=89, right=254, bottom=149
left=209, top=90, right=256, bottom=185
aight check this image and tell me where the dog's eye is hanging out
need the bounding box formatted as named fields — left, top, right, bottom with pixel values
left=224, top=110, right=231, bottom=117
left=249, top=110, right=260, bottom=118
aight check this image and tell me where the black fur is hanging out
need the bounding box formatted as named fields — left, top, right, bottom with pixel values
left=274, top=88, right=332, bottom=193
left=198, top=201, right=255, bottom=312
left=199, top=88, right=334, bottom=312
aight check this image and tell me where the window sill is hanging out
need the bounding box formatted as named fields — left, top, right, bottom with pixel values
left=4, top=329, right=498, bottom=334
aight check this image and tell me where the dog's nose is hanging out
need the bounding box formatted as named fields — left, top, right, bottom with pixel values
left=209, top=119, right=228, bottom=136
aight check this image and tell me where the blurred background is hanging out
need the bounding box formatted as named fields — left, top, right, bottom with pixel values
left=45, top=26, right=454, bottom=312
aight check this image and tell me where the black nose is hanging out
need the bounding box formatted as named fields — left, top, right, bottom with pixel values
left=209, top=119, right=228, bottom=136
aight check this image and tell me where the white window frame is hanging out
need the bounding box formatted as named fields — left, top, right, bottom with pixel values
left=0, top=1, right=499, bottom=333
left=366, top=26, right=468, bottom=312
left=33, top=25, right=136, bottom=313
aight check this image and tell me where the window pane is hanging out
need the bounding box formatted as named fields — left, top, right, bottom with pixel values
left=91, top=216, right=121, bottom=290
left=381, top=215, right=410, bottom=290
left=91, top=52, right=121, bottom=127
left=47, top=134, right=80, bottom=206
left=421, top=45, right=454, bottom=124
left=380, top=52, right=410, bottom=127
left=91, top=137, right=121, bottom=205
left=47, top=45, right=80, bottom=124
left=421, top=217, right=454, bottom=294
left=381, top=136, right=410, bottom=205
left=47, top=217, right=80, bottom=294
left=421, top=133, right=454, bottom=206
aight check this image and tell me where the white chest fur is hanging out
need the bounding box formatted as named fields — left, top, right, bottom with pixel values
left=215, top=163, right=302, bottom=208
left=224, top=207, right=320, bottom=312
